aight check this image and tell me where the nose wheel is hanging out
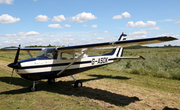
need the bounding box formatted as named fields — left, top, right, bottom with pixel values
left=74, top=80, right=82, bottom=87
left=71, top=75, right=82, bottom=87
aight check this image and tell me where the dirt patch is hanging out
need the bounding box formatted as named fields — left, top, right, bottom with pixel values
left=0, top=61, right=11, bottom=72
left=57, top=74, right=180, bottom=110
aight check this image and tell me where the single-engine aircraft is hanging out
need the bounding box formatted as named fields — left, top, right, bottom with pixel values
left=5, top=33, right=177, bottom=92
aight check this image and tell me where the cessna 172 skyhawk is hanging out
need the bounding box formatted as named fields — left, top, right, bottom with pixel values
left=5, top=33, right=177, bottom=92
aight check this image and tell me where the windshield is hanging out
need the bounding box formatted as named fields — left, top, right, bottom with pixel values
left=37, top=48, right=57, bottom=59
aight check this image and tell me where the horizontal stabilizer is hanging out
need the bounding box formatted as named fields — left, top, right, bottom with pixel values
left=119, top=56, right=145, bottom=60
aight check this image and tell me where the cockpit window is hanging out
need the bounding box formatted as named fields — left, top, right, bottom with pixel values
left=37, top=50, right=46, bottom=57
left=37, top=48, right=58, bottom=59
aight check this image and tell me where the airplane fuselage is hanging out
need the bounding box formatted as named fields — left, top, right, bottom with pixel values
left=14, top=54, right=119, bottom=81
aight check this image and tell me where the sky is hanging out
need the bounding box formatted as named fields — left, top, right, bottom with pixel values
left=0, top=0, right=180, bottom=48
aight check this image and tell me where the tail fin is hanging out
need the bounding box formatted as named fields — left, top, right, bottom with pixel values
left=115, top=32, right=127, bottom=57
left=118, top=32, right=127, bottom=41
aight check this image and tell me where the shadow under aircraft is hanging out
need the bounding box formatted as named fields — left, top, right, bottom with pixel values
left=0, top=76, right=140, bottom=107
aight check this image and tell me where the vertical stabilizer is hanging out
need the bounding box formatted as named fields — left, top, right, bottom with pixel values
left=115, top=32, right=127, bottom=57
left=118, top=32, right=127, bottom=41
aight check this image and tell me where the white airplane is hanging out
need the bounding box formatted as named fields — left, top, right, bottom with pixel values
left=5, top=33, right=177, bottom=92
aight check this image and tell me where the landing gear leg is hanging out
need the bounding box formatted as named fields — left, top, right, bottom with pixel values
left=71, top=75, right=82, bottom=87
left=29, top=81, right=38, bottom=92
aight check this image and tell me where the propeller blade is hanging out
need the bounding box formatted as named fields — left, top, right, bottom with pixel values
left=9, top=69, right=14, bottom=84
left=9, top=44, right=21, bottom=84
left=14, top=44, right=20, bottom=64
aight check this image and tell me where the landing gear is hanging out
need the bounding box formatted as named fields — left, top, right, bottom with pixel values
left=29, top=81, right=38, bottom=92
left=47, top=78, right=55, bottom=84
left=71, top=75, right=83, bottom=87
left=74, top=80, right=82, bottom=87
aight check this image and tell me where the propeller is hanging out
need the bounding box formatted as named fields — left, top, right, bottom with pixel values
left=9, top=45, right=21, bottom=84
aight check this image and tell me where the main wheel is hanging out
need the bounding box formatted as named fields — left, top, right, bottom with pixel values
left=29, top=85, right=37, bottom=92
left=74, top=80, right=82, bottom=87
left=48, top=78, right=55, bottom=84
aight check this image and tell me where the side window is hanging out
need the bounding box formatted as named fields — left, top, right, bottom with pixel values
left=61, top=52, right=74, bottom=60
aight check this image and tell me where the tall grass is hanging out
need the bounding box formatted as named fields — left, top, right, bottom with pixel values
left=102, top=48, right=180, bottom=80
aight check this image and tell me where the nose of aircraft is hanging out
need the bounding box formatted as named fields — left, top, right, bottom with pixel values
left=7, top=63, right=19, bottom=69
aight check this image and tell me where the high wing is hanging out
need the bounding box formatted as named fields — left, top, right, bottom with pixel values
left=4, top=36, right=177, bottom=52
left=4, top=48, right=43, bottom=51
left=56, top=36, right=177, bottom=52
left=55, top=36, right=177, bottom=76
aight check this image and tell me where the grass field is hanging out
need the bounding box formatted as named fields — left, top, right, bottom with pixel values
left=89, top=48, right=180, bottom=80
left=0, top=48, right=180, bottom=109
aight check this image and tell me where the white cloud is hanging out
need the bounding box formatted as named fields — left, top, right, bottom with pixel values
left=160, top=19, right=174, bottom=22
left=93, top=34, right=101, bottom=36
left=112, top=12, right=131, bottom=19
left=35, top=15, right=50, bottom=22
left=63, top=35, right=72, bottom=37
left=82, top=24, right=87, bottom=27
left=26, top=31, right=40, bottom=36
left=126, top=21, right=156, bottom=27
left=91, top=24, right=98, bottom=28
left=3, top=39, right=22, bottom=44
left=175, top=21, right=180, bottom=24
left=28, top=39, right=44, bottom=43
left=50, top=38, right=75, bottom=46
left=0, top=14, right=20, bottom=24
left=52, top=15, right=66, bottom=22
left=157, top=33, right=173, bottom=37
left=174, top=35, right=180, bottom=38
left=129, top=29, right=147, bottom=35
left=0, top=0, right=13, bottom=4
left=97, top=37, right=104, bottom=40
left=64, top=24, right=71, bottom=27
left=103, top=31, right=109, bottom=33
left=50, top=32, right=56, bottom=35
left=150, top=27, right=160, bottom=30
left=164, top=19, right=173, bottom=22
left=70, top=12, right=97, bottom=23
left=1, top=31, right=40, bottom=37
left=48, top=24, right=63, bottom=28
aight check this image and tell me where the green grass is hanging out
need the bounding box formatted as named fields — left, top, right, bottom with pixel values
left=0, top=49, right=180, bottom=109
left=101, top=48, right=180, bottom=80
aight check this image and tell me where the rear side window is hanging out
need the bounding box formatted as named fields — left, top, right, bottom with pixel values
left=61, top=53, right=74, bottom=60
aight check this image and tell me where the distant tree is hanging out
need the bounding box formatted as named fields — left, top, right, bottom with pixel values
left=48, top=44, right=52, bottom=47
left=168, top=44, right=172, bottom=47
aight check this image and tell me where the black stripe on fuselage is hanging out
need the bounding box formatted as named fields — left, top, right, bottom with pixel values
left=19, top=63, right=112, bottom=81
left=20, top=61, right=91, bottom=69
left=20, top=58, right=119, bottom=69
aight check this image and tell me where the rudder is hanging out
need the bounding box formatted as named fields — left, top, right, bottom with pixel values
left=116, top=32, right=127, bottom=57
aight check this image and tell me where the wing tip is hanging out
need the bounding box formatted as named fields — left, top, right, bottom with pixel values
left=159, top=36, right=178, bottom=41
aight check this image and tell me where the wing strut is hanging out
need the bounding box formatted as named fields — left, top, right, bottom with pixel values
left=56, top=48, right=92, bottom=76
left=27, top=51, right=33, bottom=58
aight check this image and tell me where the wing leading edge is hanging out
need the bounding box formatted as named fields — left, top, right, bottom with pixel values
left=4, top=48, right=43, bottom=51
left=56, top=36, right=177, bottom=51
left=4, top=36, right=177, bottom=51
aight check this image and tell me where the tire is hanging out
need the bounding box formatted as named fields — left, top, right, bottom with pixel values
left=74, top=80, right=82, bottom=87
